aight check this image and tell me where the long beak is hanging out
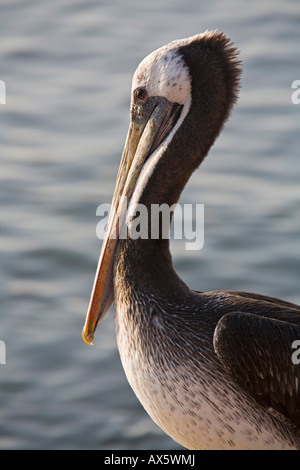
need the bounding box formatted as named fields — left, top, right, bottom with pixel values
left=82, top=98, right=183, bottom=345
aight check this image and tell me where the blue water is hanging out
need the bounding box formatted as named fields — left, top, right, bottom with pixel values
left=0, top=0, right=299, bottom=449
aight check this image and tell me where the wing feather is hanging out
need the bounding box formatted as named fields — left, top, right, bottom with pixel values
left=213, top=311, right=300, bottom=426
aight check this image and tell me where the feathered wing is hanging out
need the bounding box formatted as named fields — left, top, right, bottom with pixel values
left=213, top=309, right=300, bottom=427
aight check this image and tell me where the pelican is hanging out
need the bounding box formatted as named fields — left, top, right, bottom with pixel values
left=82, top=31, right=300, bottom=450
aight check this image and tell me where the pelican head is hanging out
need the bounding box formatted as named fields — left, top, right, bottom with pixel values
left=82, top=31, right=241, bottom=344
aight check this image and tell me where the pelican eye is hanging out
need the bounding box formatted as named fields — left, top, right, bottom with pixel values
left=134, top=87, right=148, bottom=103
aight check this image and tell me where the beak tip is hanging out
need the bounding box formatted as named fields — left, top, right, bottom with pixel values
left=82, top=328, right=95, bottom=346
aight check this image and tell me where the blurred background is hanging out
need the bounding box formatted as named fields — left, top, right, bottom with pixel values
left=0, top=0, right=299, bottom=450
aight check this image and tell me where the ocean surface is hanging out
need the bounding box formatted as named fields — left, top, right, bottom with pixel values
left=0, top=0, right=299, bottom=450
